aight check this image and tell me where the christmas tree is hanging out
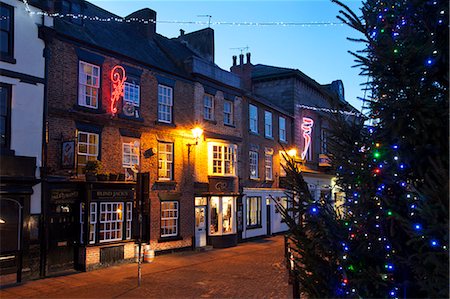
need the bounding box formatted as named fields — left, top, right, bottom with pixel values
left=279, top=0, right=448, bottom=297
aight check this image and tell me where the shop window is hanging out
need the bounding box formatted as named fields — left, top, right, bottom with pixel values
left=264, top=111, right=273, bottom=138
left=224, top=100, right=233, bottom=125
left=126, top=202, right=132, bottom=239
left=77, top=131, right=99, bottom=174
left=249, top=151, right=259, bottom=179
left=246, top=196, right=261, bottom=228
left=279, top=116, right=286, bottom=142
left=78, top=61, right=100, bottom=109
left=265, top=152, right=273, bottom=181
left=158, top=84, right=173, bottom=123
left=0, top=3, right=14, bottom=62
left=204, top=94, right=214, bottom=120
left=0, top=83, right=11, bottom=148
left=123, top=79, right=140, bottom=118
left=99, top=202, right=124, bottom=242
left=160, top=201, right=178, bottom=237
left=208, top=142, right=237, bottom=176
left=209, top=196, right=235, bottom=235
left=249, top=104, right=258, bottom=133
left=158, top=142, right=173, bottom=180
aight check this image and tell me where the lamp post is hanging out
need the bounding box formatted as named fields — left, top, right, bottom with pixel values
left=187, top=126, right=203, bottom=155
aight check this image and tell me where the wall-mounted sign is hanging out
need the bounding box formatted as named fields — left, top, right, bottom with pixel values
left=61, top=140, right=75, bottom=169
left=319, top=154, right=331, bottom=167
left=110, top=65, right=127, bottom=114
left=301, top=117, right=314, bottom=160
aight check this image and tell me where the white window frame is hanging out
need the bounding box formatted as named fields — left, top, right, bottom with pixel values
left=246, top=196, right=262, bottom=228
left=158, top=84, right=173, bottom=123
left=78, top=61, right=100, bottom=109
left=89, top=202, right=97, bottom=244
left=204, top=94, right=214, bottom=120
left=161, top=201, right=178, bottom=237
left=158, top=142, right=174, bottom=180
left=126, top=202, right=132, bottom=240
left=279, top=116, right=286, bottom=142
left=99, top=202, right=124, bottom=243
left=249, top=151, right=259, bottom=179
left=265, top=153, right=273, bottom=180
left=264, top=111, right=273, bottom=138
left=209, top=196, right=235, bottom=235
left=224, top=100, right=233, bottom=125
left=77, top=131, right=99, bottom=173
left=124, top=81, right=140, bottom=108
left=122, top=141, right=140, bottom=168
left=249, top=104, right=258, bottom=133
left=208, top=142, right=237, bottom=176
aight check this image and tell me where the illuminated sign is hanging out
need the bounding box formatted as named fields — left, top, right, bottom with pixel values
left=110, top=65, right=127, bottom=114
left=301, top=117, right=314, bottom=160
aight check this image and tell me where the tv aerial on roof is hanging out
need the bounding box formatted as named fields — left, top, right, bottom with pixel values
left=230, top=46, right=250, bottom=54
left=197, top=15, right=212, bottom=27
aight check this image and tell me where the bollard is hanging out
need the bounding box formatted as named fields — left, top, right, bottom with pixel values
left=143, top=245, right=154, bottom=263
left=134, top=244, right=144, bottom=263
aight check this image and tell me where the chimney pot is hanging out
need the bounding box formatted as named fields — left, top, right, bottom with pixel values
left=232, top=55, right=237, bottom=66
left=239, top=54, right=244, bottom=65
left=246, top=52, right=251, bottom=64
left=180, top=29, right=185, bottom=36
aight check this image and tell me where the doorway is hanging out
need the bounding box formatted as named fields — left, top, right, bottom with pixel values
left=195, top=206, right=207, bottom=248
left=266, top=198, right=271, bottom=236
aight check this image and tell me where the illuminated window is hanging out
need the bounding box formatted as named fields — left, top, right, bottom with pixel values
left=161, top=201, right=178, bottom=237
left=77, top=131, right=99, bottom=174
left=158, top=84, right=173, bottom=123
left=265, top=151, right=273, bottom=181
left=204, top=94, right=214, bottom=120
left=99, top=202, right=123, bottom=242
left=0, top=83, right=11, bottom=148
left=209, top=196, right=235, bottom=235
left=123, top=80, right=140, bottom=118
left=249, top=104, right=258, bottom=133
left=249, top=151, right=259, bottom=179
left=126, top=202, right=132, bottom=239
left=122, top=140, right=140, bottom=168
left=264, top=111, right=272, bottom=138
left=279, top=151, right=287, bottom=177
left=246, top=196, right=261, bottom=228
left=279, top=116, right=286, bottom=142
left=208, top=143, right=237, bottom=176
left=78, top=61, right=100, bottom=108
left=0, top=3, right=14, bottom=61
left=158, top=142, right=173, bottom=180
left=224, top=100, right=233, bottom=125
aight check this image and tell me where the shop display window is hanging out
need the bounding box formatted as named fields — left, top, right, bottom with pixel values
left=209, top=196, right=235, bottom=235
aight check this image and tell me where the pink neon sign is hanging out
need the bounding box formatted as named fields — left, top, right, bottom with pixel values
left=301, top=117, right=314, bottom=160
left=110, top=65, right=127, bottom=114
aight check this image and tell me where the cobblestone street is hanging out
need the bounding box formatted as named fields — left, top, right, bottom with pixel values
left=0, top=235, right=289, bottom=298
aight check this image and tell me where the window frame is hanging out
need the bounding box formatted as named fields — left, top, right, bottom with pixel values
left=160, top=201, right=179, bottom=238
left=0, top=3, right=14, bottom=62
left=265, top=152, right=273, bottom=181
left=158, top=142, right=174, bottom=181
left=223, top=100, right=233, bottom=125
left=0, top=83, right=12, bottom=149
left=209, top=196, right=235, bottom=235
left=208, top=142, right=237, bottom=176
left=264, top=111, right=273, bottom=138
left=122, top=140, right=140, bottom=169
left=78, top=61, right=100, bottom=109
left=203, top=94, right=214, bottom=121
left=99, top=202, right=124, bottom=243
left=158, top=84, right=173, bottom=123
left=249, top=104, right=258, bottom=133
left=279, top=116, right=287, bottom=142
left=77, top=130, right=99, bottom=174
left=249, top=150, right=259, bottom=179
left=246, top=196, right=262, bottom=229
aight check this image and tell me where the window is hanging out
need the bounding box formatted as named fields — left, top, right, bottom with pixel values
left=208, top=143, right=237, bottom=176
left=161, top=201, right=178, bottom=237
left=249, top=151, right=259, bottom=179
left=99, top=202, right=123, bottom=242
left=158, top=142, right=173, bottom=180
left=224, top=100, right=233, bottom=125
left=78, top=61, right=100, bottom=108
left=77, top=131, right=99, bottom=174
left=123, top=80, right=140, bottom=118
left=321, top=129, right=327, bottom=154
left=89, top=203, right=97, bottom=244
left=279, top=116, right=286, bottom=142
left=0, top=83, right=11, bottom=148
left=126, top=202, right=132, bottom=239
left=204, top=94, right=214, bottom=120
left=158, top=84, right=173, bottom=123
left=280, top=151, right=287, bottom=177
left=264, top=111, right=273, bottom=138
left=265, top=152, right=273, bottom=181
left=122, top=140, right=140, bottom=168
left=0, top=3, right=14, bottom=61
left=249, top=104, right=258, bottom=133
left=210, top=196, right=235, bottom=235
left=247, top=196, right=262, bottom=228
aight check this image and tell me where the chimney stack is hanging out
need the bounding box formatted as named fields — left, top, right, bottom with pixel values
left=246, top=52, right=251, bottom=64
left=232, top=55, right=237, bottom=66
left=239, top=53, right=244, bottom=65
left=125, top=8, right=157, bottom=39
left=179, top=29, right=185, bottom=36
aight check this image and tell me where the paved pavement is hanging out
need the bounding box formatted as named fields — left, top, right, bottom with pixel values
left=0, top=235, right=289, bottom=298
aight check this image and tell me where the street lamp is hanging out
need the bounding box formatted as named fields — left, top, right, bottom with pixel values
left=187, top=126, right=203, bottom=154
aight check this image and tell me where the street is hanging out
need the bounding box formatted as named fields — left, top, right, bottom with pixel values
left=0, top=235, right=289, bottom=298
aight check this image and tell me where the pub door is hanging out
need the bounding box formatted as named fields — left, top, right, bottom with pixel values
left=47, top=202, right=77, bottom=274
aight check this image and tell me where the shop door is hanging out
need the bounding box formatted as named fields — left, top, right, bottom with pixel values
left=266, top=199, right=272, bottom=236
left=47, top=203, right=76, bottom=274
left=195, top=206, right=207, bottom=247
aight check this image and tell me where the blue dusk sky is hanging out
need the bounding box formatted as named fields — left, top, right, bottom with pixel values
left=90, top=0, right=367, bottom=111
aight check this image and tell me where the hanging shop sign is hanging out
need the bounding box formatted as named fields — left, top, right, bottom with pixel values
left=301, top=117, right=314, bottom=160
left=110, top=65, right=127, bottom=115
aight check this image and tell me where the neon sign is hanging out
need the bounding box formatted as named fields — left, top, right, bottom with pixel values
left=110, top=65, right=127, bottom=114
left=301, top=117, right=314, bottom=160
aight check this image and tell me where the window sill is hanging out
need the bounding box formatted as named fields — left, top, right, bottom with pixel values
left=265, top=179, right=274, bottom=182
left=155, top=180, right=177, bottom=185
left=118, top=113, right=144, bottom=122
left=246, top=225, right=262, bottom=230
left=249, top=131, right=259, bottom=136
left=204, top=119, right=217, bottom=125
left=265, top=136, right=274, bottom=140
left=224, top=123, right=235, bottom=128
left=73, top=104, right=105, bottom=114
left=250, top=177, right=260, bottom=181
left=85, top=239, right=134, bottom=247
left=158, top=235, right=183, bottom=243
left=155, top=121, right=176, bottom=127
left=279, top=140, right=288, bottom=144
left=0, top=56, right=16, bottom=64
